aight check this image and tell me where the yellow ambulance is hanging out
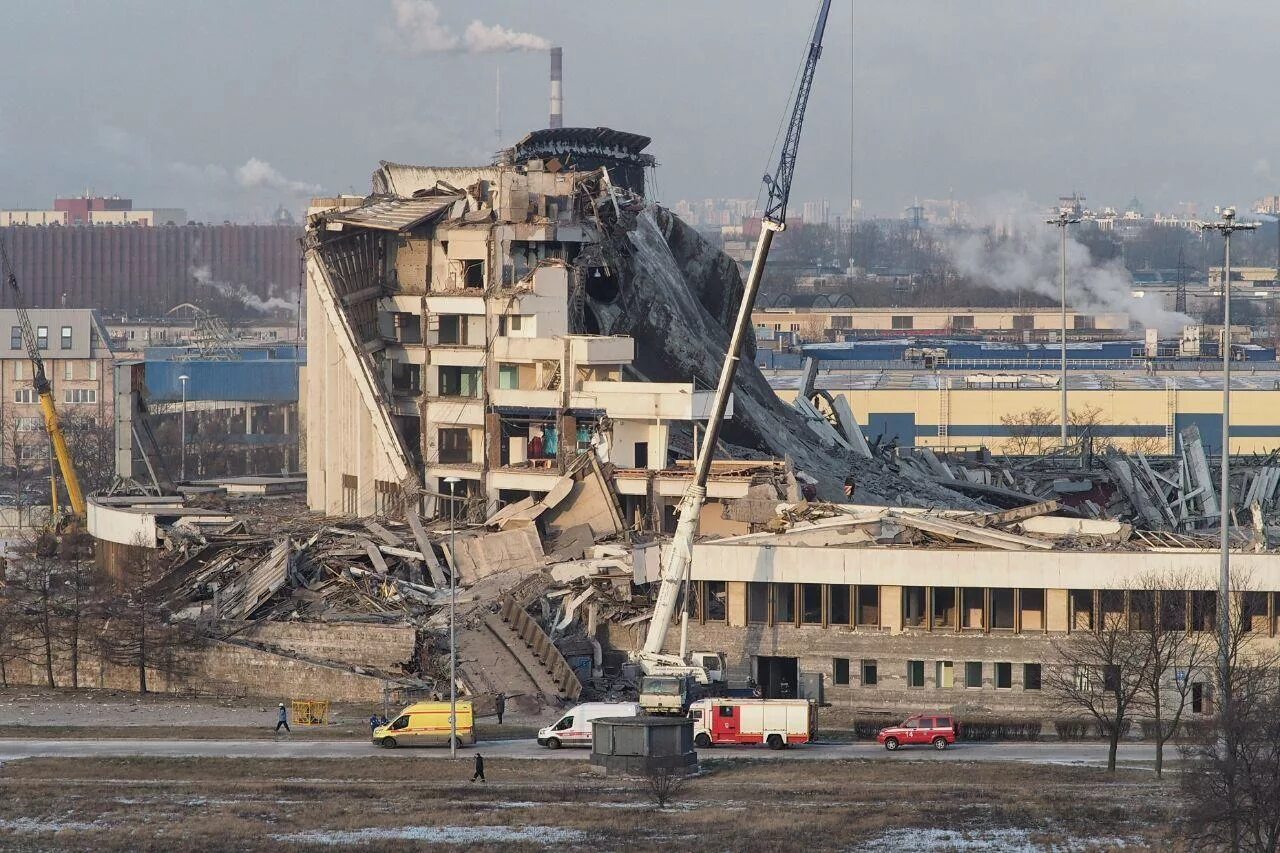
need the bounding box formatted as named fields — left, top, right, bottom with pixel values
left=372, top=700, right=475, bottom=748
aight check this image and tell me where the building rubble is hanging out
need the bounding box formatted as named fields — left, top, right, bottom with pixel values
left=870, top=426, right=1280, bottom=544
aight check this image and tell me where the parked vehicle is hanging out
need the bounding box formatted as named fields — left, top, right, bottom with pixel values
left=372, top=701, right=474, bottom=749
left=537, top=702, right=642, bottom=749
left=688, top=698, right=816, bottom=749
left=876, top=714, right=956, bottom=751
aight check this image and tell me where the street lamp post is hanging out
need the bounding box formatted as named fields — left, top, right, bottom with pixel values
left=178, top=374, right=190, bottom=481
left=1198, top=207, right=1258, bottom=714
left=443, top=476, right=461, bottom=759
left=1046, top=210, right=1081, bottom=449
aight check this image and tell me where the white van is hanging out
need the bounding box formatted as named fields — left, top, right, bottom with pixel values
left=537, top=702, right=642, bottom=749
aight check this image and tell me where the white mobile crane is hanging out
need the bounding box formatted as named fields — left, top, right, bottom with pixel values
left=636, top=0, right=834, bottom=700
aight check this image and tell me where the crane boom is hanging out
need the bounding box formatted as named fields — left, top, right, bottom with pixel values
left=0, top=240, right=87, bottom=518
left=639, top=0, right=834, bottom=665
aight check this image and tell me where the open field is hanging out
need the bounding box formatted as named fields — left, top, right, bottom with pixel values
left=0, top=756, right=1184, bottom=851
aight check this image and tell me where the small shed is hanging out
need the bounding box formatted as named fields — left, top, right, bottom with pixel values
left=590, top=715, right=697, bottom=776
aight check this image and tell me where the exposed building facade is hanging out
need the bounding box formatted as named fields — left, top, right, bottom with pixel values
left=0, top=308, right=115, bottom=475
left=753, top=307, right=1132, bottom=338
left=305, top=129, right=743, bottom=521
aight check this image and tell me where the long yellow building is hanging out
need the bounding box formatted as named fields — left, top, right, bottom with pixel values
left=771, top=369, right=1280, bottom=455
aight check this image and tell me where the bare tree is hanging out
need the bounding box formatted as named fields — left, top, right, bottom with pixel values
left=96, top=538, right=200, bottom=693
left=0, top=580, right=24, bottom=687
left=52, top=530, right=98, bottom=689
left=1047, top=607, right=1153, bottom=772
left=1181, top=592, right=1280, bottom=852
left=999, top=407, right=1058, bottom=455
left=9, top=542, right=61, bottom=687
left=1130, top=579, right=1210, bottom=777
left=639, top=765, right=691, bottom=810
left=59, top=412, right=117, bottom=495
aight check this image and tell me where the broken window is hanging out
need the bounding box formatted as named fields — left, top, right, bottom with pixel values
left=932, top=587, right=957, bottom=629
left=341, top=474, right=358, bottom=516
left=705, top=581, right=727, bottom=623
left=951, top=315, right=975, bottom=330
left=772, top=583, right=796, bottom=625
left=438, top=366, right=482, bottom=398
left=1023, top=663, right=1042, bottom=691
left=961, top=588, right=984, bottom=630
left=1242, top=592, right=1268, bottom=634
left=829, top=585, right=851, bottom=626
left=801, top=584, right=822, bottom=625
left=995, top=662, right=1012, bottom=689
left=833, top=658, right=850, bottom=686
left=1100, top=590, right=1125, bottom=631
left=1191, top=591, right=1216, bottom=633
left=861, top=660, right=878, bottom=687
left=935, top=660, right=954, bottom=689
left=1070, top=589, right=1095, bottom=631
left=1192, top=682, right=1209, bottom=714
left=907, top=660, right=925, bottom=688
left=437, top=314, right=466, bottom=345
left=1020, top=588, right=1044, bottom=631
left=991, top=588, right=1015, bottom=630
left=1159, top=591, right=1186, bottom=633
left=856, top=585, right=880, bottom=627
left=1130, top=590, right=1154, bottom=631
left=964, top=661, right=983, bottom=688
left=437, top=428, right=471, bottom=464
left=1073, top=314, right=1096, bottom=330
left=748, top=583, right=769, bottom=624
left=461, top=259, right=485, bottom=288
left=391, top=362, right=421, bottom=395
left=903, top=586, right=926, bottom=628
left=374, top=480, right=401, bottom=516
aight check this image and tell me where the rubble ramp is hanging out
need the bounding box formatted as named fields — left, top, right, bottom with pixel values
left=460, top=597, right=582, bottom=704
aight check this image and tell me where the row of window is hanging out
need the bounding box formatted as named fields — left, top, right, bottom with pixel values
left=11, top=360, right=98, bottom=381
left=10, top=325, right=74, bottom=351
left=13, top=388, right=97, bottom=404
left=695, top=583, right=1280, bottom=636
left=831, top=657, right=1043, bottom=692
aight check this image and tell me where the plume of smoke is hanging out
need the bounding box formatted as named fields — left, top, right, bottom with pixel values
left=462, top=20, right=550, bottom=52
left=235, top=158, right=320, bottom=196
left=388, top=0, right=549, bottom=54
left=191, top=264, right=296, bottom=315
left=944, top=195, right=1194, bottom=335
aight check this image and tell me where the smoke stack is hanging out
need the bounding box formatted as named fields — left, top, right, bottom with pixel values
left=549, top=46, right=563, bottom=129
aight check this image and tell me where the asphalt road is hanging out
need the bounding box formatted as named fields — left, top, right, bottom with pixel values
left=0, top=737, right=1162, bottom=766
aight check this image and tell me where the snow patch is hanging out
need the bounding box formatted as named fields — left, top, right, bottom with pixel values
left=273, top=825, right=587, bottom=846
left=0, top=817, right=103, bottom=833
left=854, top=828, right=1145, bottom=851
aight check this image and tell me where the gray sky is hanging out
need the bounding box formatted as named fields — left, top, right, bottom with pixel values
left=3, top=1, right=1278, bottom=222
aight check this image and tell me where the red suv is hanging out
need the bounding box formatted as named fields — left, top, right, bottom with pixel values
left=876, top=714, right=957, bottom=751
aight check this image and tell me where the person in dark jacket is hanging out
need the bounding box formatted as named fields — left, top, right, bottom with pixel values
left=471, top=752, right=485, bottom=783
left=275, top=703, right=290, bottom=733
left=495, top=693, right=506, bottom=725
left=369, top=713, right=381, bottom=732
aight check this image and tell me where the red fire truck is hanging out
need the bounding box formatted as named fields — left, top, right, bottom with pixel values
left=688, top=698, right=816, bottom=749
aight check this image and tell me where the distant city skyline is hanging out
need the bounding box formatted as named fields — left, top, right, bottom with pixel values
left=4, top=2, right=1280, bottom=221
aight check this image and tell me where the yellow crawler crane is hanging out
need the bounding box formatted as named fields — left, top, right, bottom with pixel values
left=0, top=241, right=86, bottom=519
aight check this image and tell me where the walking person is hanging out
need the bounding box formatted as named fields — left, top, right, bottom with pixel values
left=275, top=702, right=290, bottom=734
left=495, top=693, right=506, bottom=725
left=470, top=752, right=486, bottom=783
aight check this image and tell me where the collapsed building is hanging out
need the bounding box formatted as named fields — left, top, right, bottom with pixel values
left=303, top=127, right=973, bottom=527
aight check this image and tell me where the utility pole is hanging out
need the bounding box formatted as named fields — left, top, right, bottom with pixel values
left=1198, top=206, right=1257, bottom=718
left=1045, top=209, right=1081, bottom=449
left=179, top=374, right=190, bottom=481
left=444, top=476, right=461, bottom=759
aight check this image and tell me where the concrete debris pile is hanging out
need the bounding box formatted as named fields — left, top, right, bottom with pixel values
left=882, top=425, right=1280, bottom=545
left=760, top=501, right=1220, bottom=553
left=573, top=181, right=985, bottom=510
